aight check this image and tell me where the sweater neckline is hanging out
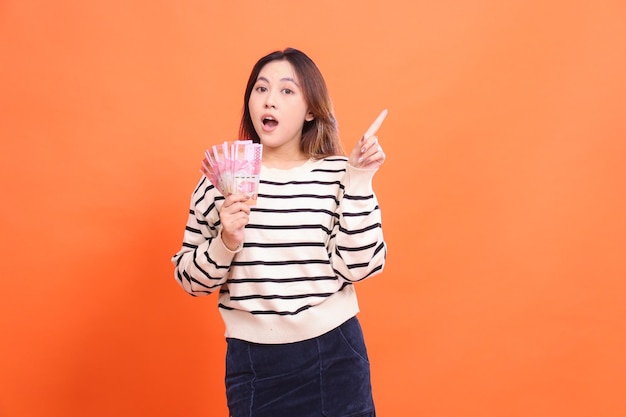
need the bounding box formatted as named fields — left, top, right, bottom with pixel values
left=261, top=158, right=322, bottom=179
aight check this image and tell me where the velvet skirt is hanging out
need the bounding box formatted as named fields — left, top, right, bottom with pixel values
left=225, top=316, right=376, bottom=417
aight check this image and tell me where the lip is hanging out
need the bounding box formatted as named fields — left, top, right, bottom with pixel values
left=260, top=113, right=279, bottom=132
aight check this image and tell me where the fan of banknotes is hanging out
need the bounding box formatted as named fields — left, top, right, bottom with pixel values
left=201, top=140, right=263, bottom=205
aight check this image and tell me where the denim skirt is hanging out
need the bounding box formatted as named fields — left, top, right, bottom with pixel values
left=225, top=316, right=376, bottom=417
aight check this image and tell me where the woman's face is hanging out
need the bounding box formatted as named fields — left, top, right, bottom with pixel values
left=248, top=59, right=314, bottom=158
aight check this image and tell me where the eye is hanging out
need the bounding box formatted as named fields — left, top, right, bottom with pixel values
left=282, top=88, right=294, bottom=95
left=255, top=86, right=268, bottom=93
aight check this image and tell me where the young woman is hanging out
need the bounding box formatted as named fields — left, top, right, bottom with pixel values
left=172, top=47, right=387, bottom=417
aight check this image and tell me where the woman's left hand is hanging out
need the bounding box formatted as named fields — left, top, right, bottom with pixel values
left=349, top=109, right=388, bottom=170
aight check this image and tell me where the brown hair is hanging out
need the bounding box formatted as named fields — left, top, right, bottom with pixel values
left=239, top=48, right=344, bottom=159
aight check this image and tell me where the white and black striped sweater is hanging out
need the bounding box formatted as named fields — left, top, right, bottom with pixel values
left=172, top=156, right=386, bottom=343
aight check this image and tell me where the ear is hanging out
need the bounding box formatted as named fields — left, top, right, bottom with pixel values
left=305, top=112, right=315, bottom=122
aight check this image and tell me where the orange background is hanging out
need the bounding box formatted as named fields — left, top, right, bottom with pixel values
left=1, top=1, right=625, bottom=416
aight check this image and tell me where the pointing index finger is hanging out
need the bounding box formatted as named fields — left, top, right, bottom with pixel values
left=363, top=108, right=388, bottom=139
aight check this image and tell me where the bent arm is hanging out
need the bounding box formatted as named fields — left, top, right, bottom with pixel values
left=171, top=178, right=241, bottom=296
left=330, top=165, right=386, bottom=282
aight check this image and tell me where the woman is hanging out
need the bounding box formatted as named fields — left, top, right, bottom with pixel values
left=172, top=47, right=387, bottom=417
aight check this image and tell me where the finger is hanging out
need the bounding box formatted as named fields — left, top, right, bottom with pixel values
left=226, top=211, right=249, bottom=224
left=362, top=109, right=388, bottom=139
left=361, top=154, right=385, bottom=168
left=225, top=193, right=250, bottom=205
left=361, top=144, right=385, bottom=163
left=361, top=135, right=378, bottom=150
left=224, top=199, right=252, bottom=216
left=360, top=133, right=384, bottom=155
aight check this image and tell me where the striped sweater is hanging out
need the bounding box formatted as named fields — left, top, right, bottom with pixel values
left=171, top=156, right=386, bottom=344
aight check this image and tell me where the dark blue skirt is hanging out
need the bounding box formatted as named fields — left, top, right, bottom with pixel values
left=225, top=316, right=376, bottom=417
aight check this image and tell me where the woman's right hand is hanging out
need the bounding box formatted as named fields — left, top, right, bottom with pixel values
left=220, top=193, right=251, bottom=250
left=348, top=109, right=388, bottom=170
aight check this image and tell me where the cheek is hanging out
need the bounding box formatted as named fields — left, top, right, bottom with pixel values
left=248, top=99, right=261, bottom=121
left=248, top=92, right=263, bottom=109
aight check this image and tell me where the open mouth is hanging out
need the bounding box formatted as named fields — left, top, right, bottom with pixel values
left=262, top=116, right=278, bottom=129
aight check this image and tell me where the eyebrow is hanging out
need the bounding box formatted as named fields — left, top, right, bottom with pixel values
left=257, top=76, right=299, bottom=86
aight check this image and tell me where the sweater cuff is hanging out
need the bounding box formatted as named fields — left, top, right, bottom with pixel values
left=345, top=164, right=377, bottom=194
left=210, top=231, right=243, bottom=264
left=218, top=230, right=244, bottom=253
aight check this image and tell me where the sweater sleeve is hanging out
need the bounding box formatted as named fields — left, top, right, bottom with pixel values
left=330, top=164, right=387, bottom=282
left=171, top=177, right=242, bottom=296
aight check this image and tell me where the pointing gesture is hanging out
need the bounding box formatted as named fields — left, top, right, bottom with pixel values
left=349, top=109, right=388, bottom=170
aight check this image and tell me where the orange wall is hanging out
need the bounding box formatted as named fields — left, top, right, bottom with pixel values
left=1, top=1, right=625, bottom=416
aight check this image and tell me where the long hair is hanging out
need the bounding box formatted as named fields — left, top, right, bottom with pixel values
left=239, top=48, right=344, bottom=159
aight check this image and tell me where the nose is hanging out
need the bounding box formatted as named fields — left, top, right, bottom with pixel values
left=264, top=90, right=277, bottom=109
